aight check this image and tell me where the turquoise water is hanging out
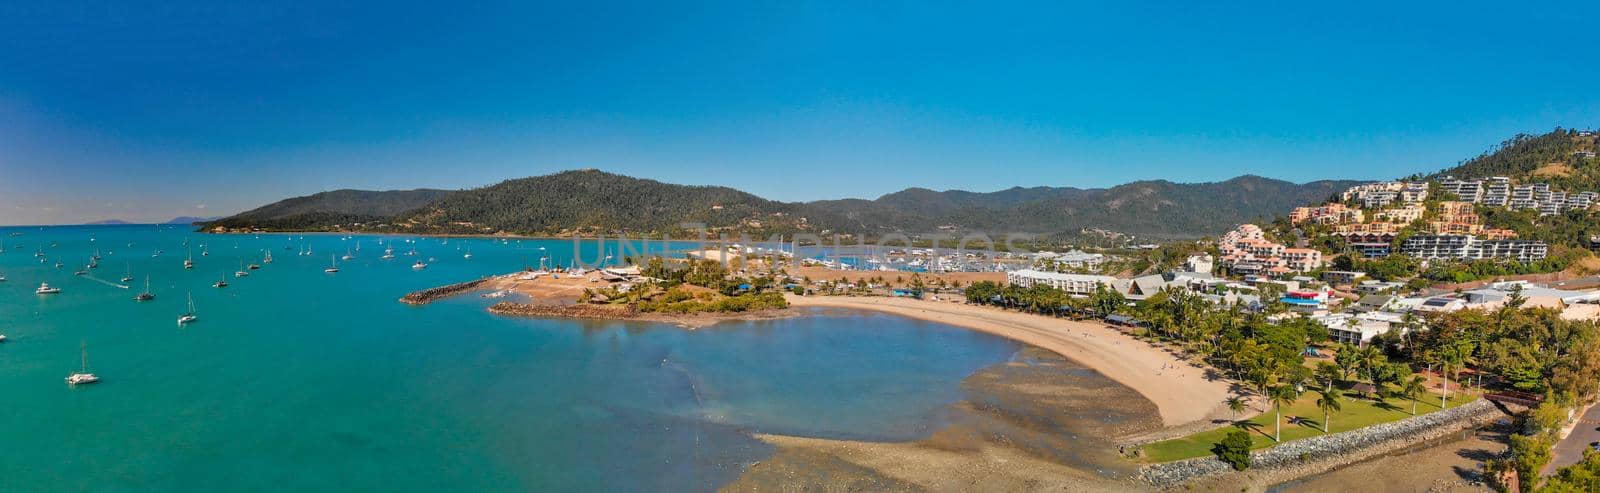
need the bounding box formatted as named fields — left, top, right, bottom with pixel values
left=0, top=225, right=1021, bottom=492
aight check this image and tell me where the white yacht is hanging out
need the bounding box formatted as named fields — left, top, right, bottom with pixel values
left=36, top=282, right=61, bottom=294
left=412, top=260, right=427, bottom=270
left=66, top=340, right=99, bottom=385
left=381, top=245, right=395, bottom=260
left=178, top=293, right=197, bottom=325
left=463, top=246, right=473, bottom=260
left=235, top=260, right=249, bottom=277
left=324, top=254, right=340, bottom=273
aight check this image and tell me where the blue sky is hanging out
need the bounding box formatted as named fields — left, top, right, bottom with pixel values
left=1, top=2, right=1597, bottom=225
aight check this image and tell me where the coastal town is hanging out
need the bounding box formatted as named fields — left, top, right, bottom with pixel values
left=367, top=137, right=1600, bottom=491
left=8, top=5, right=1600, bottom=491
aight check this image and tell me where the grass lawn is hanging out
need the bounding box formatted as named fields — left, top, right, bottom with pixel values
left=1141, top=389, right=1480, bottom=462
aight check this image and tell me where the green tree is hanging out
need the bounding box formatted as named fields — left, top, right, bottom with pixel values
left=1269, top=384, right=1299, bottom=443
left=1399, top=375, right=1426, bottom=415
left=1315, top=388, right=1343, bottom=433
left=1225, top=395, right=1247, bottom=417
left=1211, top=429, right=1253, bottom=471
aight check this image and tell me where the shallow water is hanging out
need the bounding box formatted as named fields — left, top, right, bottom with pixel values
left=0, top=225, right=1023, bottom=492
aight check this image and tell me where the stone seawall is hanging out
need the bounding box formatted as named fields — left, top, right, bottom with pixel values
left=486, top=301, right=639, bottom=320
left=399, top=278, right=490, bottom=305
left=1139, top=399, right=1501, bottom=488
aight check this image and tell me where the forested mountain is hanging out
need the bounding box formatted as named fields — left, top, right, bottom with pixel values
left=205, top=189, right=451, bottom=230
left=204, top=170, right=1355, bottom=239
left=1426, top=128, right=1598, bottom=184
left=802, top=175, right=1356, bottom=238
left=397, top=170, right=810, bottom=235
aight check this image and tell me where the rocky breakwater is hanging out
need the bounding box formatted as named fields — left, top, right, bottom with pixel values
left=487, top=302, right=640, bottom=320
left=1140, top=398, right=1501, bottom=488
left=399, top=278, right=490, bottom=305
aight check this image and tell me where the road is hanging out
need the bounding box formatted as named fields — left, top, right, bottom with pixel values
left=1548, top=402, right=1600, bottom=473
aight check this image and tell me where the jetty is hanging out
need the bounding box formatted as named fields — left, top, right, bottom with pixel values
left=487, top=301, right=640, bottom=320
left=399, top=278, right=490, bottom=305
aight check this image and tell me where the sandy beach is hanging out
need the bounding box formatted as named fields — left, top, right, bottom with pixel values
left=786, top=295, right=1238, bottom=429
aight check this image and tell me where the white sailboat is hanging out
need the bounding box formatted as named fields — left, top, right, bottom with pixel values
left=213, top=273, right=229, bottom=288
left=66, top=340, right=99, bottom=385
left=382, top=245, right=395, bottom=260
left=178, top=293, right=197, bottom=325
left=121, top=261, right=134, bottom=283
left=463, top=245, right=473, bottom=260
left=178, top=292, right=198, bottom=323
left=324, top=254, right=340, bottom=273
left=184, top=247, right=194, bottom=269
left=235, top=259, right=249, bottom=277
left=262, top=250, right=273, bottom=264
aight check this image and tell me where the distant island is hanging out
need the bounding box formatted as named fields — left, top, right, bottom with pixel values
left=81, top=216, right=220, bottom=226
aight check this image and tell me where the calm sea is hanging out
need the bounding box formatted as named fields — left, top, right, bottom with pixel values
left=0, top=225, right=1020, bottom=492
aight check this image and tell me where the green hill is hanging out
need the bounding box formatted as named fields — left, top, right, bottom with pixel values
left=204, top=170, right=1355, bottom=239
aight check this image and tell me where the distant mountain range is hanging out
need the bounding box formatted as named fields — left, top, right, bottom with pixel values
left=203, top=169, right=1358, bottom=240
left=82, top=216, right=222, bottom=226
left=165, top=216, right=220, bottom=225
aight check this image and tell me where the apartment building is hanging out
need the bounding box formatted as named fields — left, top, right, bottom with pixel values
left=1400, top=234, right=1548, bottom=261
left=1005, top=269, right=1117, bottom=295
left=1289, top=203, right=1364, bottom=225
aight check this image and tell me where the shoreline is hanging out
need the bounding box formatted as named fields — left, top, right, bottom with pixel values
left=485, top=300, right=800, bottom=328
left=785, top=294, right=1239, bottom=430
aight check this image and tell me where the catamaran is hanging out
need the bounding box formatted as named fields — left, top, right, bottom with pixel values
left=121, top=261, right=134, bottom=283
left=213, top=274, right=229, bottom=288
left=235, top=260, right=250, bottom=277
left=184, top=248, right=194, bottom=269
left=178, top=293, right=197, bottom=325
left=262, top=251, right=273, bottom=264
left=134, top=277, right=155, bottom=301
left=382, top=245, right=395, bottom=260
left=66, top=340, right=99, bottom=385
left=324, top=254, right=340, bottom=273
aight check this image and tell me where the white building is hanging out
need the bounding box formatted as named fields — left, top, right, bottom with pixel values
left=1005, top=269, right=1116, bottom=295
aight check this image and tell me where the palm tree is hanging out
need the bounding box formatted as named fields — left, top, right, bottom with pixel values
left=1315, top=388, right=1343, bottom=433
left=1269, top=384, right=1299, bottom=442
left=1400, top=375, right=1426, bottom=415
left=1225, top=395, right=1247, bottom=417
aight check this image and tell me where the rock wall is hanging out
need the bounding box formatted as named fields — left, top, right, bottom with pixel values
left=1140, top=399, right=1501, bottom=487
left=399, top=278, right=489, bottom=304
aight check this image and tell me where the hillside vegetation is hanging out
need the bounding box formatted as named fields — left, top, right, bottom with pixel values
left=203, top=170, right=1356, bottom=239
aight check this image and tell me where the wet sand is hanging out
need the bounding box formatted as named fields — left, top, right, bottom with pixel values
left=786, top=295, right=1240, bottom=429
left=1266, top=427, right=1504, bottom=493
left=724, top=347, right=1164, bottom=492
